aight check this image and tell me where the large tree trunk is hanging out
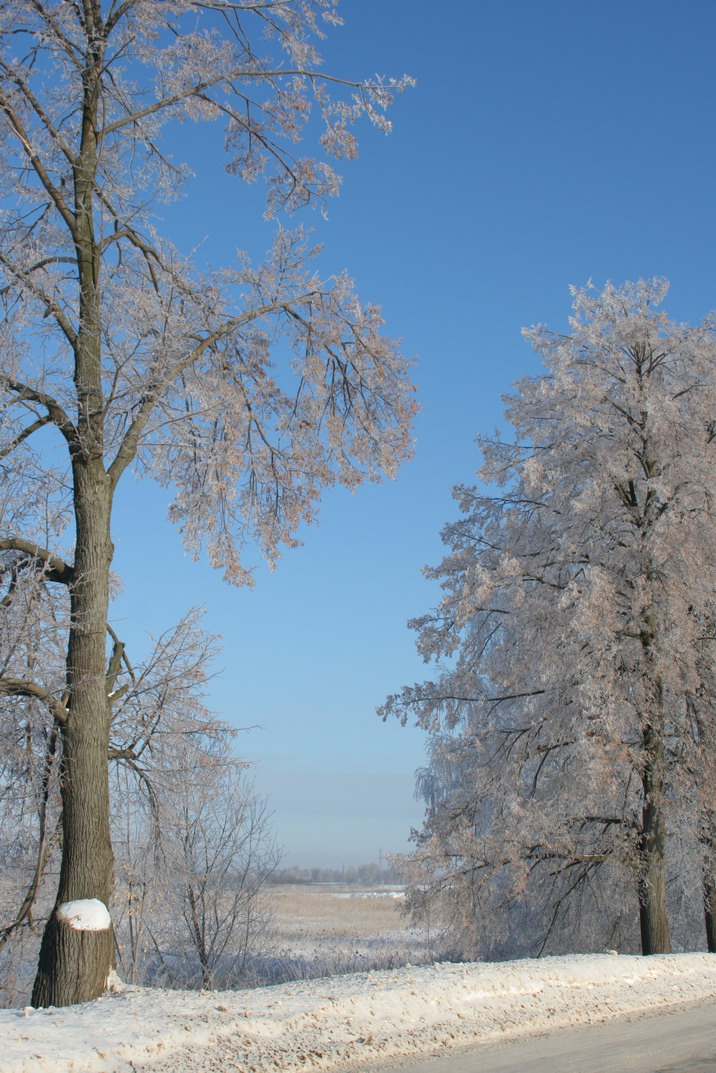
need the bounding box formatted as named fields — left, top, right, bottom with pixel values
left=637, top=700, right=671, bottom=956
left=704, top=874, right=716, bottom=954
left=32, top=462, right=115, bottom=1006
left=638, top=793, right=671, bottom=954
left=701, top=814, right=716, bottom=953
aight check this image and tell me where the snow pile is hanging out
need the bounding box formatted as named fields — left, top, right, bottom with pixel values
left=56, top=900, right=112, bottom=932
left=2, top=953, right=716, bottom=1073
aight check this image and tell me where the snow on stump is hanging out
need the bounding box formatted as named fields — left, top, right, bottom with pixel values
left=57, top=899, right=112, bottom=931
left=32, top=899, right=115, bottom=1007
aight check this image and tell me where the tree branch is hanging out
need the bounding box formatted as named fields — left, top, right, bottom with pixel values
left=0, top=91, right=78, bottom=240
left=101, top=71, right=241, bottom=136
left=0, top=58, right=78, bottom=169
left=0, top=677, right=68, bottom=725
left=0, top=538, right=74, bottom=585
left=0, top=726, right=61, bottom=951
left=0, top=250, right=78, bottom=348
left=107, top=297, right=308, bottom=487
left=3, top=379, right=77, bottom=446
left=0, top=415, right=52, bottom=459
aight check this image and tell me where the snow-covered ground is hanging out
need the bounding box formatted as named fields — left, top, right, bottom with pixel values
left=2, top=953, right=716, bottom=1073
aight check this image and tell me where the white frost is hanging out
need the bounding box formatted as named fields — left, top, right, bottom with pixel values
left=56, top=898, right=111, bottom=931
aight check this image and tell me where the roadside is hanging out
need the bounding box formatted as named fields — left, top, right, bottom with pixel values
left=1, top=953, right=715, bottom=1073
left=371, top=1000, right=716, bottom=1073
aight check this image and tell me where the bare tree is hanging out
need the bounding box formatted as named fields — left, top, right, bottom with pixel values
left=1, top=602, right=275, bottom=1002
left=109, top=609, right=280, bottom=990
left=382, top=280, right=716, bottom=957
left=162, top=772, right=279, bottom=989
left=0, top=0, right=415, bottom=1005
left=0, top=544, right=67, bottom=997
left=112, top=773, right=279, bottom=991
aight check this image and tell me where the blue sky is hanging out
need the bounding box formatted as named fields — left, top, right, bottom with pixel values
left=111, top=0, right=716, bottom=866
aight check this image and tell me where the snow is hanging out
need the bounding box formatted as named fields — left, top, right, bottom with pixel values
left=2, top=953, right=716, bottom=1073
left=334, top=890, right=405, bottom=899
left=56, top=900, right=112, bottom=932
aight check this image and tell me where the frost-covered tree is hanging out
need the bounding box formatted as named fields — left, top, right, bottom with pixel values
left=108, top=625, right=281, bottom=993
left=158, top=769, right=279, bottom=990
left=0, top=0, right=415, bottom=1006
left=109, top=611, right=281, bottom=992
left=382, top=280, right=716, bottom=958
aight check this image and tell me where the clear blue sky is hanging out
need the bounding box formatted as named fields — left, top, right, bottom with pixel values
left=110, top=0, right=716, bottom=866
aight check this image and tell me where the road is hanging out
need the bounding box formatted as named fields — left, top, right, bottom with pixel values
left=374, top=1002, right=715, bottom=1073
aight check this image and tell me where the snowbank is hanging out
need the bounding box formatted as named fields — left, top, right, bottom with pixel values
left=2, top=953, right=716, bottom=1073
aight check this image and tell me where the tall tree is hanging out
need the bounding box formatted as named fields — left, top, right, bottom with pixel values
left=382, top=280, right=716, bottom=957
left=0, top=0, right=415, bottom=1006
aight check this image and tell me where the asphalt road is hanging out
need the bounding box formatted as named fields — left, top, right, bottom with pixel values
left=374, top=1001, right=715, bottom=1073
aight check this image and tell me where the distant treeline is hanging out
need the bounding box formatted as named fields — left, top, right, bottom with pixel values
left=272, top=861, right=406, bottom=886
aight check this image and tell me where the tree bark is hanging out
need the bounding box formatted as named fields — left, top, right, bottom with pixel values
left=637, top=701, right=672, bottom=956
left=32, top=462, right=115, bottom=1005
left=638, top=797, right=671, bottom=955
left=701, top=816, right=716, bottom=953
left=704, top=874, right=716, bottom=954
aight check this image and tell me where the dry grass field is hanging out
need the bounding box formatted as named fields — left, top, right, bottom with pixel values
left=0, top=880, right=433, bottom=1002
left=261, top=884, right=433, bottom=983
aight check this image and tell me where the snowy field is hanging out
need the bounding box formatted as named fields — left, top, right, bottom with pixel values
left=264, top=884, right=430, bottom=981
left=2, top=953, right=716, bottom=1073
